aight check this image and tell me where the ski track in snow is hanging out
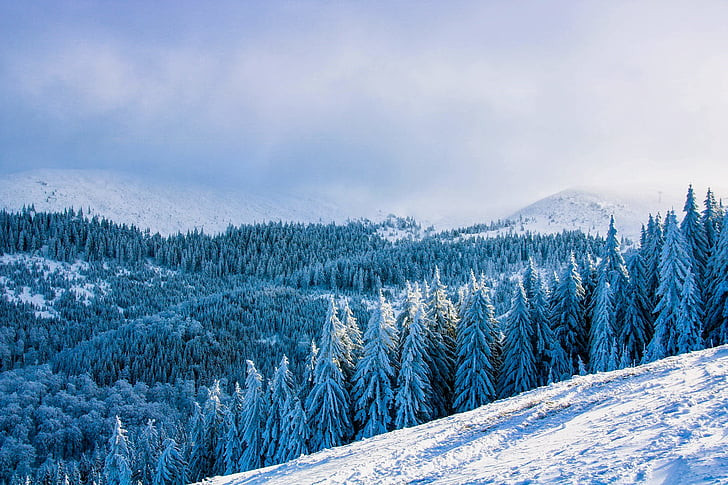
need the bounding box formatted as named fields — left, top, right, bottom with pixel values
left=205, top=346, right=728, bottom=485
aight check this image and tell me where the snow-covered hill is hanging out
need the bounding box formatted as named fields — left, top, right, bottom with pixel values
left=0, top=169, right=365, bottom=235
left=205, top=346, right=728, bottom=485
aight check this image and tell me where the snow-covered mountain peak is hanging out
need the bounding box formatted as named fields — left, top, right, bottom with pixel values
left=0, top=169, right=362, bottom=236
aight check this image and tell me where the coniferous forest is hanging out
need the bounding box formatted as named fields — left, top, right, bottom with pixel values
left=0, top=186, right=726, bottom=484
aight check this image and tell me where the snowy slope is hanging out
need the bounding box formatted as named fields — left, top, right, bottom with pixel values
left=206, top=346, right=728, bottom=485
left=0, top=169, right=362, bottom=235
left=506, top=187, right=683, bottom=241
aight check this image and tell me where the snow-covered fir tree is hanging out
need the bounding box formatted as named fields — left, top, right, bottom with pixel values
left=306, top=297, right=352, bottom=452
left=153, top=439, right=187, bottom=485
left=645, top=211, right=701, bottom=362
left=642, top=213, right=665, bottom=315
left=223, top=382, right=245, bottom=474
left=263, top=355, right=295, bottom=466
left=589, top=274, right=617, bottom=373
left=279, top=396, right=310, bottom=462
left=338, top=298, right=362, bottom=382
left=394, top=286, right=432, bottom=429
left=134, top=419, right=160, bottom=485
left=523, top=258, right=556, bottom=386
left=550, top=253, right=586, bottom=379
left=188, top=381, right=226, bottom=481
left=238, top=360, right=265, bottom=472
left=598, top=216, right=630, bottom=337
left=499, top=280, right=536, bottom=398
left=619, top=252, right=652, bottom=366
left=352, top=291, right=398, bottom=439
left=453, top=276, right=499, bottom=412
left=703, top=188, right=723, bottom=253
left=704, top=213, right=728, bottom=346
left=425, top=267, right=458, bottom=418
left=681, top=185, right=710, bottom=283
left=103, top=417, right=132, bottom=485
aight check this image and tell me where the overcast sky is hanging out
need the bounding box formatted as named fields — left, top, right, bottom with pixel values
left=2, top=1, right=728, bottom=219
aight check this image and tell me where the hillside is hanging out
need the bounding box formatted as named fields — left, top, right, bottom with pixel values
left=205, top=345, right=728, bottom=485
left=0, top=169, right=359, bottom=235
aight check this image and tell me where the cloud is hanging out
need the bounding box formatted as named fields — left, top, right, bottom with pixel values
left=1, top=1, right=728, bottom=221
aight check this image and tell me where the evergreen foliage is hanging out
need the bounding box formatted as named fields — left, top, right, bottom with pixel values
left=499, top=281, right=536, bottom=398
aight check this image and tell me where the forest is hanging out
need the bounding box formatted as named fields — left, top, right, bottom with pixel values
left=0, top=186, right=726, bottom=484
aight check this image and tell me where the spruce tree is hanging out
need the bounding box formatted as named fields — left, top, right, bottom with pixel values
left=703, top=188, right=723, bottom=253
left=394, top=294, right=432, bottom=428
left=152, top=439, right=187, bottom=485
left=589, top=275, right=617, bottom=373
left=453, top=278, right=499, bottom=412
left=499, top=281, right=536, bottom=398
left=263, top=356, right=295, bottom=466
left=645, top=211, right=702, bottom=362
left=642, top=213, right=664, bottom=316
left=188, top=381, right=226, bottom=481
left=239, top=360, right=264, bottom=472
left=338, top=299, right=362, bottom=382
left=279, top=396, right=310, bottom=462
left=598, top=216, right=629, bottom=337
left=704, top=213, right=728, bottom=346
left=223, top=383, right=244, bottom=474
left=306, top=297, right=352, bottom=452
left=134, top=419, right=160, bottom=485
left=620, top=252, right=652, bottom=366
left=681, top=185, right=710, bottom=283
left=352, top=291, right=397, bottom=439
left=523, top=258, right=556, bottom=386
left=103, top=417, right=132, bottom=485
left=550, top=253, right=586, bottom=379
left=426, top=267, right=458, bottom=418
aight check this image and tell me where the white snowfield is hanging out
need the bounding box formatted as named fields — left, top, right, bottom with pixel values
left=204, top=346, right=728, bottom=485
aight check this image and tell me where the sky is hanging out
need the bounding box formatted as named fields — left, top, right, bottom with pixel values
left=2, top=1, right=728, bottom=221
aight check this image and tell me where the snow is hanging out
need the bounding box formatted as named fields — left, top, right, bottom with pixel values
left=205, top=345, right=728, bottom=485
left=0, top=169, right=374, bottom=236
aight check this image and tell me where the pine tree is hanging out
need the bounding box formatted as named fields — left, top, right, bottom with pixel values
left=453, top=278, right=499, bottom=412
left=188, top=381, right=226, bottom=481
left=681, top=185, right=710, bottom=283
left=589, top=275, right=617, bottom=373
left=103, top=417, right=132, bottom=485
left=239, top=360, right=264, bottom=472
left=677, top=267, right=703, bottom=353
left=279, top=396, right=310, bottom=462
left=703, top=188, right=723, bottom=252
left=523, top=258, right=556, bottom=386
left=223, top=383, right=244, bottom=474
left=306, top=297, right=352, bottom=452
left=263, top=356, right=295, bottom=466
left=619, top=252, right=651, bottom=366
left=499, top=281, right=536, bottom=398
left=550, top=253, right=586, bottom=379
left=153, top=439, right=187, bottom=485
left=425, top=267, right=457, bottom=418
left=645, top=211, right=702, bottom=362
left=134, top=419, right=160, bottom=485
left=352, top=291, right=397, bottom=439
left=642, top=213, right=664, bottom=316
left=339, top=299, right=363, bottom=383
left=394, top=293, right=432, bottom=428
left=598, top=216, right=630, bottom=337
left=704, top=213, right=728, bottom=346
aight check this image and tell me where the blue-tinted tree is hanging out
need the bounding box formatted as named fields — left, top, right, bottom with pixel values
left=263, top=356, right=295, bottom=466
left=352, top=291, right=397, bottom=439
left=425, top=267, right=457, bottom=418
left=589, top=275, right=617, bottom=373
left=239, top=360, right=264, bottom=472
left=103, top=417, right=132, bottom=485
left=453, top=278, right=499, bottom=412
left=153, top=439, right=187, bottom=485
left=499, top=281, right=536, bottom=398
left=306, top=298, right=352, bottom=452
left=550, top=253, right=586, bottom=378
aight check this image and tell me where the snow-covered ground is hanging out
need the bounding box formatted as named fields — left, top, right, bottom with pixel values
left=205, top=345, right=728, bottom=485
left=0, top=169, right=366, bottom=236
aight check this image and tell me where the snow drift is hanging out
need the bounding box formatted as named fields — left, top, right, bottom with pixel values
left=204, top=345, right=728, bottom=484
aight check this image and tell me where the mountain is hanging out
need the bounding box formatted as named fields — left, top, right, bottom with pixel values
left=205, top=345, right=728, bottom=485
left=0, top=169, right=366, bottom=236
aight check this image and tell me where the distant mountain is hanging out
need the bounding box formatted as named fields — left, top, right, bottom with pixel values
left=206, top=345, right=728, bottom=485
left=0, top=169, right=366, bottom=235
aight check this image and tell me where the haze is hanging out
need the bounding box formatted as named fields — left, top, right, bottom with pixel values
left=2, top=1, right=728, bottom=221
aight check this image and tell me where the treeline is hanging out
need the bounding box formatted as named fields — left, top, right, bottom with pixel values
left=0, top=208, right=603, bottom=290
